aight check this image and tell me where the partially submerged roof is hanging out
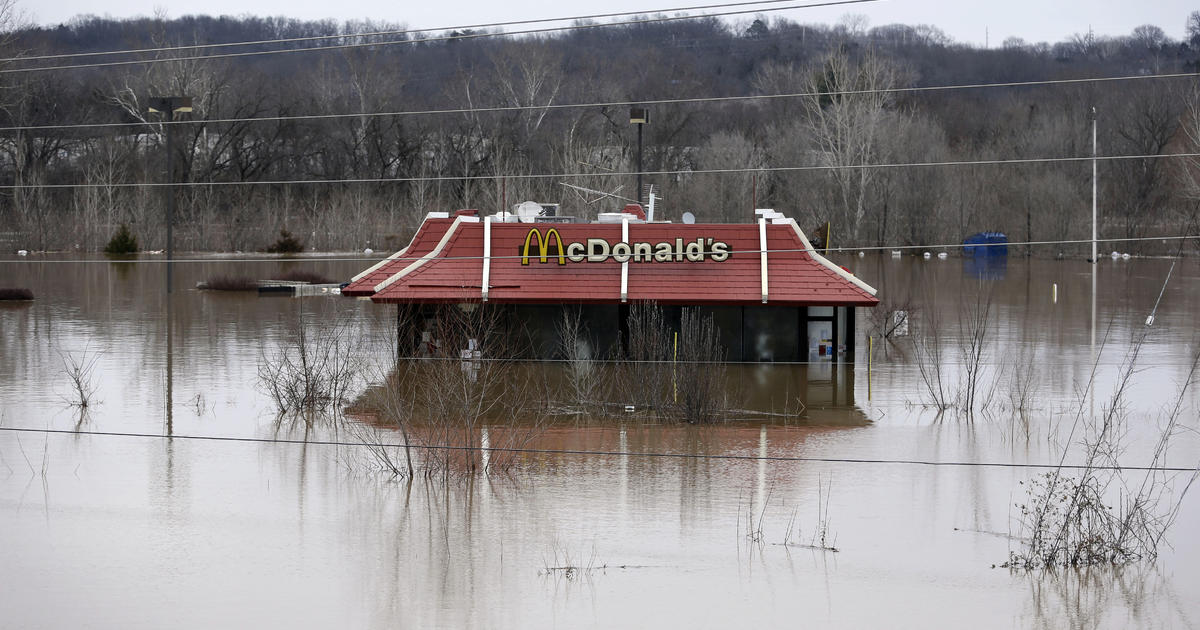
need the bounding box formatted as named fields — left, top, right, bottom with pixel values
left=348, top=211, right=878, bottom=307
left=341, top=216, right=454, bottom=297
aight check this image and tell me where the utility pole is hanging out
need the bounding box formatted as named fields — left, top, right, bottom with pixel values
left=148, top=96, right=192, bottom=294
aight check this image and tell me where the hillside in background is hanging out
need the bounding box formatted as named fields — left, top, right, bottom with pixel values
left=3, top=12, right=1200, bottom=252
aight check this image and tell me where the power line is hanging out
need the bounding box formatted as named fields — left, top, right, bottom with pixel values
left=1, top=426, right=1194, bottom=473
left=5, top=152, right=1199, bottom=190
left=7, top=234, right=1199, bottom=265
left=2, top=0, right=847, bottom=65
left=2, top=70, right=1197, bottom=134
left=0, top=0, right=877, bottom=75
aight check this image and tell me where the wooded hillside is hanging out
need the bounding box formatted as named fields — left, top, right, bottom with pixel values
left=3, top=11, right=1200, bottom=253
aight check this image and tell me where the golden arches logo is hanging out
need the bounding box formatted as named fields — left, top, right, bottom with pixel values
left=521, top=228, right=566, bottom=265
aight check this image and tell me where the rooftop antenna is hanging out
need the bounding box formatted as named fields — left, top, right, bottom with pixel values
left=558, top=182, right=635, bottom=205
left=646, top=186, right=661, bottom=222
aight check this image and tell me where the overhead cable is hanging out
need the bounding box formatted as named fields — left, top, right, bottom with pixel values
left=1, top=426, right=1195, bottom=473
left=2, top=70, right=1197, bottom=134
left=4, top=151, right=1199, bottom=190
left=0, top=0, right=878, bottom=75
left=2, top=0, right=861, bottom=64
left=6, top=234, right=1199, bottom=265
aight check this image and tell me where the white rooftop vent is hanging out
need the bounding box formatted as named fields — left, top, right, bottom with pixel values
left=514, top=201, right=543, bottom=223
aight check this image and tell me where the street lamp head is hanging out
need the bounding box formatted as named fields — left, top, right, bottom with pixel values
left=148, top=96, right=193, bottom=117
left=629, top=106, right=649, bottom=125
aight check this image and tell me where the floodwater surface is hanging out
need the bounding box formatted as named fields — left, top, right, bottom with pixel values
left=1, top=252, right=1199, bottom=628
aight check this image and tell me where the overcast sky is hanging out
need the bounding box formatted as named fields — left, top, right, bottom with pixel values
left=19, top=0, right=1199, bottom=48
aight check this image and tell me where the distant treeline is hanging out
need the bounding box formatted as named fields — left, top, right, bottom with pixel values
left=2, top=11, right=1200, bottom=253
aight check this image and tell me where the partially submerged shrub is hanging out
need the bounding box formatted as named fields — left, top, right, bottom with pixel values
left=266, top=230, right=304, bottom=254
left=1007, top=472, right=1145, bottom=568
left=0, top=288, right=34, bottom=300
left=201, top=275, right=258, bottom=291
left=258, top=312, right=365, bottom=413
left=1005, top=333, right=1200, bottom=570
left=618, top=303, right=729, bottom=423
left=556, top=308, right=604, bottom=413
left=271, top=269, right=332, bottom=284
left=103, top=223, right=139, bottom=255
left=351, top=305, right=554, bottom=477
left=60, top=347, right=101, bottom=408
left=673, top=308, right=727, bottom=423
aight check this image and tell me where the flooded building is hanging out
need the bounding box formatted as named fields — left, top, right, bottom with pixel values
left=344, top=206, right=878, bottom=362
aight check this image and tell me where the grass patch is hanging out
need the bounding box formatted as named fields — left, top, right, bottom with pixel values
left=271, top=269, right=333, bottom=284
left=0, top=288, right=34, bottom=300
left=201, top=276, right=258, bottom=291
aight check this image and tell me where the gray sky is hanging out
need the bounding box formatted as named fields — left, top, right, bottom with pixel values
left=19, top=0, right=1199, bottom=47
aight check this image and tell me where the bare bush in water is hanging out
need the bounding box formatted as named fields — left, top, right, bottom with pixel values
left=59, top=347, right=100, bottom=408
left=617, top=303, right=729, bottom=423
left=1002, top=340, right=1041, bottom=433
left=1005, top=336, right=1200, bottom=569
left=0, top=288, right=34, bottom=300
left=909, top=280, right=999, bottom=416
left=865, top=293, right=916, bottom=361
left=201, top=275, right=258, bottom=291
left=555, top=307, right=604, bottom=414
left=672, top=308, right=727, bottom=424
left=780, top=475, right=839, bottom=552
left=620, top=302, right=674, bottom=411
left=909, top=301, right=952, bottom=411
left=258, top=309, right=367, bottom=413
left=957, top=281, right=997, bottom=414
left=356, top=305, right=554, bottom=477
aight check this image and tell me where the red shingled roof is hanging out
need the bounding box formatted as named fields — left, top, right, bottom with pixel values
left=341, top=217, right=454, bottom=296
left=355, top=216, right=877, bottom=307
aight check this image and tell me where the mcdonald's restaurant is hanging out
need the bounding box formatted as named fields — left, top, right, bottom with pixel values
left=343, top=206, right=878, bottom=362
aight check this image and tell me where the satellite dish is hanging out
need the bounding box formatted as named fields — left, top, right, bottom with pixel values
left=681, top=211, right=696, bottom=225
left=515, top=201, right=543, bottom=223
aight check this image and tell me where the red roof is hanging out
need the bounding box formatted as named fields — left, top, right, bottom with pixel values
left=341, top=217, right=454, bottom=296
left=354, top=215, right=878, bottom=307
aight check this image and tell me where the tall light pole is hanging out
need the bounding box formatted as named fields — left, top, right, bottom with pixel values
left=149, top=96, right=192, bottom=294
left=1090, top=107, right=1097, bottom=355
left=630, top=107, right=649, bottom=206
left=1091, top=107, right=1098, bottom=265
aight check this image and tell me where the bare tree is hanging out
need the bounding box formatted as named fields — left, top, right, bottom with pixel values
left=802, top=49, right=903, bottom=243
left=691, top=130, right=766, bottom=222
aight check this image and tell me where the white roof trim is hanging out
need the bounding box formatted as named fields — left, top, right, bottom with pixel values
left=349, top=218, right=452, bottom=283
left=350, top=237, right=417, bottom=283
left=372, top=216, right=469, bottom=294
left=784, top=220, right=878, bottom=296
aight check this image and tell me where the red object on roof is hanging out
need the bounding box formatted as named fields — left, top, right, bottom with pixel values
left=350, top=214, right=878, bottom=307
left=623, top=204, right=646, bottom=221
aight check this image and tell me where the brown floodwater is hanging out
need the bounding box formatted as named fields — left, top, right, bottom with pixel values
left=1, top=251, right=1199, bottom=628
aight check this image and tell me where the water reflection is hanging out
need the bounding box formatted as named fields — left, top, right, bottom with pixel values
left=1020, top=566, right=1189, bottom=630
left=1, top=253, right=1199, bottom=628
left=963, top=253, right=1007, bottom=280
